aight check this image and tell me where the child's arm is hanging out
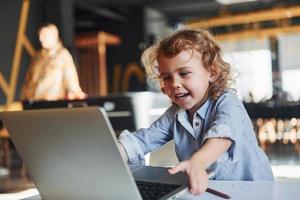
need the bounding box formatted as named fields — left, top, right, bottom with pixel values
left=169, top=138, right=232, bottom=195
left=117, top=142, right=128, bottom=162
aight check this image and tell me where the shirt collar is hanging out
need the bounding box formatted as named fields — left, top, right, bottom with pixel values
left=195, top=98, right=211, bottom=119
left=175, top=97, right=211, bottom=120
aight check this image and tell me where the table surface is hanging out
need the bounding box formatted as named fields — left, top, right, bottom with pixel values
left=179, top=180, right=300, bottom=200
left=0, top=179, right=299, bottom=200
left=1, top=165, right=300, bottom=200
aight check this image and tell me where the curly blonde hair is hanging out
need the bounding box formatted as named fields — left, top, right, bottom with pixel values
left=142, top=29, right=235, bottom=100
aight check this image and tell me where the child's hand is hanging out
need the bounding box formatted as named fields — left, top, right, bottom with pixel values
left=168, top=158, right=208, bottom=195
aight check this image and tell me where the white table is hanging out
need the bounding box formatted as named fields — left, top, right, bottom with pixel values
left=179, top=180, right=300, bottom=200
left=0, top=180, right=299, bottom=200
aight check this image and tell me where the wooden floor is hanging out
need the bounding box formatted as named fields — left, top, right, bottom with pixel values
left=0, top=168, right=35, bottom=193
left=0, top=141, right=35, bottom=193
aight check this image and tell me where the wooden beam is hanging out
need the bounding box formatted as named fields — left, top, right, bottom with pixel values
left=186, top=5, right=300, bottom=28
left=23, top=35, right=36, bottom=57
left=7, top=0, right=30, bottom=105
left=0, top=73, right=9, bottom=96
left=214, top=25, right=300, bottom=41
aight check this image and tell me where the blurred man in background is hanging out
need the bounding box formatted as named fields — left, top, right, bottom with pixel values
left=21, top=23, right=85, bottom=101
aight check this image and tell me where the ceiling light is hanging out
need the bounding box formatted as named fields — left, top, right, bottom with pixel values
left=215, top=0, right=259, bottom=5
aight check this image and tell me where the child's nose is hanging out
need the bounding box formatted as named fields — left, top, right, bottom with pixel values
left=172, top=77, right=181, bottom=88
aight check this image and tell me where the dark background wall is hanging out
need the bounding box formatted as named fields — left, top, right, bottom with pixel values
left=0, top=0, right=146, bottom=104
left=0, top=0, right=34, bottom=105
left=75, top=4, right=146, bottom=93
left=89, top=6, right=145, bottom=93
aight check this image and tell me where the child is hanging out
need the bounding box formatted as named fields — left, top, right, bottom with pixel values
left=118, top=29, right=274, bottom=195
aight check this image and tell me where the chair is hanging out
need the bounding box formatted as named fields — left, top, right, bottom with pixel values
left=0, top=127, right=10, bottom=169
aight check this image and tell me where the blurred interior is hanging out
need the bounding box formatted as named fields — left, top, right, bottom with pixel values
left=1, top=0, right=300, bottom=193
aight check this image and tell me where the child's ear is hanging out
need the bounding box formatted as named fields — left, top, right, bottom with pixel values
left=209, top=73, right=217, bottom=83
left=209, top=66, right=218, bottom=82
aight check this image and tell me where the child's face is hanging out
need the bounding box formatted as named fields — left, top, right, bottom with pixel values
left=158, top=50, right=214, bottom=113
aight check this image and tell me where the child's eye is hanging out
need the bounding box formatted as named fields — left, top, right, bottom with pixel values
left=179, top=72, right=190, bottom=77
left=162, top=76, right=171, bottom=81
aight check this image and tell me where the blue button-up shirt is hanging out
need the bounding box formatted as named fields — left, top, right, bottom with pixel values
left=119, top=92, right=274, bottom=181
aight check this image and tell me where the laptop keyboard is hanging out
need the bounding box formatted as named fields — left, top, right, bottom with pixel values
left=135, top=180, right=183, bottom=200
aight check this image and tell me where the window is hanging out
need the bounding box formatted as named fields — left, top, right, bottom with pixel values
left=278, top=34, right=300, bottom=101
left=220, top=39, right=273, bottom=102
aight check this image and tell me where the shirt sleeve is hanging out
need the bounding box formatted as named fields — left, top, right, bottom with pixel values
left=118, top=106, right=176, bottom=165
left=21, top=52, right=43, bottom=100
left=202, top=93, right=245, bottom=163
left=61, top=49, right=83, bottom=94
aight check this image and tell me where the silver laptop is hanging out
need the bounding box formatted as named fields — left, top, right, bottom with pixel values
left=0, top=107, right=187, bottom=200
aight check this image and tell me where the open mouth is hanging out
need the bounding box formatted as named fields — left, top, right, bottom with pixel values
left=175, top=93, right=189, bottom=100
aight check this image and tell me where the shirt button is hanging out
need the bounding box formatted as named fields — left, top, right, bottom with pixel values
left=195, top=122, right=200, bottom=126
